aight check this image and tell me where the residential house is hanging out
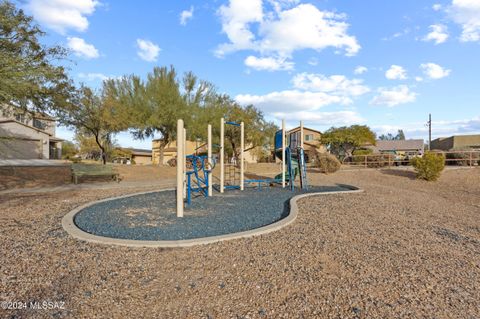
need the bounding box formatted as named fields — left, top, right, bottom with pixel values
left=370, top=139, right=424, bottom=155
left=286, top=126, right=325, bottom=162
left=112, top=148, right=153, bottom=165
left=130, top=148, right=153, bottom=165
left=0, top=106, right=63, bottom=159
left=430, top=134, right=480, bottom=151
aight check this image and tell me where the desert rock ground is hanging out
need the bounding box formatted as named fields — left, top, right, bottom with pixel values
left=0, top=166, right=479, bottom=318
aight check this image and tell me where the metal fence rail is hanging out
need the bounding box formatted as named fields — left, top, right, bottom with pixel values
left=342, top=150, right=480, bottom=168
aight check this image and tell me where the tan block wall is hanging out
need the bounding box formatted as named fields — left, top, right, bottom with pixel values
left=132, top=154, right=152, bottom=165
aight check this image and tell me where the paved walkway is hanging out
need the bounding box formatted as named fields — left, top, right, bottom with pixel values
left=0, top=159, right=70, bottom=166
left=0, top=179, right=176, bottom=195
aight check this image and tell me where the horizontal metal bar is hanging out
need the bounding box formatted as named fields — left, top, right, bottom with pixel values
left=225, top=121, right=240, bottom=126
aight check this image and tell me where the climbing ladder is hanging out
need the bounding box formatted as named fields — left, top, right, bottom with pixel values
left=298, top=147, right=308, bottom=190
left=185, top=155, right=210, bottom=205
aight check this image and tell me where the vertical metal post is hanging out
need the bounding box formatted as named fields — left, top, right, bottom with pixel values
left=220, top=118, right=225, bottom=193
left=183, top=128, right=187, bottom=199
left=300, top=120, right=304, bottom=149
left=240, top=121, right=244, bottom=191
left=208, top=124, right=212, bottom=196
left=282, top=119, right=286, bottom=188
left=428, top=113, right=432, bottom=151
left=176, top=119, right=184, bottom=217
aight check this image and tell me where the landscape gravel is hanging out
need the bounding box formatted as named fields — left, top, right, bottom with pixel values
left=74, top=186, right=346, bottom=241
left=0, top=167, right=479, bottom=318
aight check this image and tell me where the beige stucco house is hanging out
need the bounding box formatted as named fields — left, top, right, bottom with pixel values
left=0, top=106, right=63, bottom=159
left=431, top=134, right=480, bottom=151
left=286, top=126, right=325, bottom=162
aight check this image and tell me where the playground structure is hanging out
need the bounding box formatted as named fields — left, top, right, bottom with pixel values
left=176, top=118, right=309, bottom=217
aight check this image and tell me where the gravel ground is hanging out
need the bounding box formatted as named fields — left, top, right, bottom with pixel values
left=0, top=168, right=479, bottom=318
left=74, top=186, right=346, bottom=241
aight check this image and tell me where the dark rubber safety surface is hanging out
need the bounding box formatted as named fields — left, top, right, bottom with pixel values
left=74, top=185, right=348, bottom=241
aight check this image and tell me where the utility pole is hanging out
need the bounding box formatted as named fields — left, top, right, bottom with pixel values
left=427, top=113, right=432, bottom=150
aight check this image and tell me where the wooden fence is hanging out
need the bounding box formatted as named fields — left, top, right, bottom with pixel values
left=342, top=150, right=480, bottom=168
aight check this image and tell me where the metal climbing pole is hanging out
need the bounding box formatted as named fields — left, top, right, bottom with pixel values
left=298, top=147, right=308, bottom=190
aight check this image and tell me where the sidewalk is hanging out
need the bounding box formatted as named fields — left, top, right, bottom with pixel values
left=0, top=179, right=176, bottom=195
left=0, top=159, right=70, bottom=166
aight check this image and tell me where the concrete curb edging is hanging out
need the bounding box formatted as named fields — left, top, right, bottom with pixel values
left=62, top=185, right=363, bottom=248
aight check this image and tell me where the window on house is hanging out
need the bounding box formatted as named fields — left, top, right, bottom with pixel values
left=33, top=119, right=46, bottom=130
left=305, top=134, right=314, bottom=141
left=15, top=114, right=26, bottom=123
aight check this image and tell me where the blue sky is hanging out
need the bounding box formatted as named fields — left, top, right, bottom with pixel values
left=20, top=0, right=480, bottom=149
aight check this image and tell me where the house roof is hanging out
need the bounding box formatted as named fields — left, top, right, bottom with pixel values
left=129, top=148, right=152, bottom=156
left=374, top=139, right=424, bottom=151
left=287, top=126, right=322, bottom=135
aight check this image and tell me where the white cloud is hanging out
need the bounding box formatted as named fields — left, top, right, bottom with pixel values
left=382, top=28, right=410, bottom=41
left=136, top=39, right=161, bottom=62
left=370, top=85, right=417, bottom=107
left=180, top=6, right=194, bottom=26
left=26, top=0, right=99, bottom=34
left=77, top=73, right=121, bottom=82
left=415, top=76, right=424, bottom=82
left=217, top=0, right=263, bottom=54
left=292, top=73, right=370, bottom=96
left=236, top=90, right=352, bottom=113
left=354, top=66, right=368, bottom=75
left=423, top=24, right=449, bottom=44
left=78, top=73, right=108, bottom=81
left=67, top=37, right=99, bottom=59
left=448, top=0, right=480, bottom=42
left=374, top=117, right=480, bottom=139
left=216, top=1, right=360, bottom=58
left=385, top=65, right=408, bottom=80
left=433, top=4, right=443, bottom=11
left=420, top=63, right=451, bottom=79
left=244, top=55, right=294, bottom=71
left=236, top=71, right=368, bottom=124
left=272, top=110, right=364, bottom=126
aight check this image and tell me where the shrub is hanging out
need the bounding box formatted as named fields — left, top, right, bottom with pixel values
left=315, top=152, right=341, bottom=174
left=411, top=152, right=445, bottom=181
left=445, top=149, right=471, bottom=166
left=167, top=158, right=177, bottom=167
left=367, top=154, right=392, bottom=168
left=353, top=149, right=373, bottom=156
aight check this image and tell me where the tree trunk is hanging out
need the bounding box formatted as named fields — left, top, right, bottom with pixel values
left=158, top=142, right=166, bottom=166
left=94, top=133, right=107, bottom=165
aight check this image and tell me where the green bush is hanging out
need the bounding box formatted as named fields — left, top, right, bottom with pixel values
left=315, top=152, right=341, bottom=174
left=353, top=149, right=373, bottom=156
left=411, top=152, right=445, bottom=181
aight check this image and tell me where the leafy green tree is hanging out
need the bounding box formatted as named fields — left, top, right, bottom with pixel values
left=0, top=1, right=72, bottom=112
left=55, top=86, right=126, bottom=164
left=61, top=140, right=77, bottom=159
left=107, top=66, right=214, bottom=164
left=379, top=129, right=406, bottom=141
left=106, top=66, right=278, bottom=163
left=191, top=94, right=279, bottom=159
left=321, top=125, right=376, bottom=158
